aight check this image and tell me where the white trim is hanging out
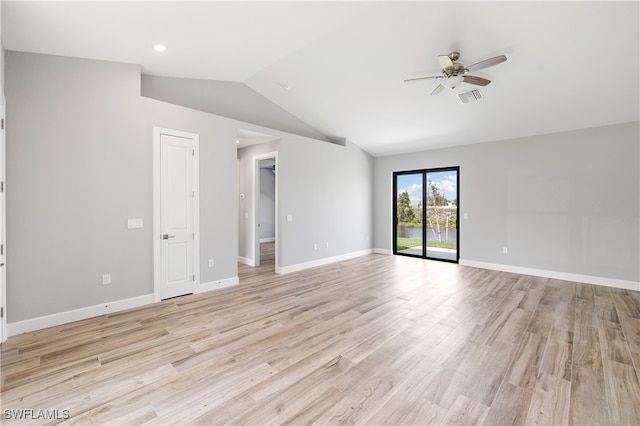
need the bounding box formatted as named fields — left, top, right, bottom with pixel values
left=153, top=127, right=200, bottom=302
left=276, top=249, right=374, bottom=274
left=260, top=237, right=276, bottom=243
left=197, top=277, right=239, bottom=293
left=0, top=97, right=6, bottom=343
left=238, top=256, right=255, bottom=266
left=192, top=135, right=201, bottom=294
left=7, top=294, right=155, bottom=336
left=459, top=259, right=640, bottom=291
left=252, top=151, right=278, bottom=269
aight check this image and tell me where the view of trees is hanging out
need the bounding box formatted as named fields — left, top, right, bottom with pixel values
left=397, top=180, right=457, bottom=240
left=397, top=191, right=416, bottom=223
left=428, top=180, right=449, bottom=207
left=426, top=180, right=456, bottom=241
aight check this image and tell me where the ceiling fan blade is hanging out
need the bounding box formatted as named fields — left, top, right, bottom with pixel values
left=438, top=55, right=454, bottom=71
left=431, top=84, right=445, bottom=96
left=463, top=75, right=491, bottom=86
left=403, top=75, right=444, bottom=83
left=465, top=55, right=507, bottom=72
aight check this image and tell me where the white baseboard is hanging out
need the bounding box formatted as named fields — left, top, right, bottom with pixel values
left=276, top=249, right=373, bottom=274
left=238, top=256, right=255, bottom=266
left=459, top=259, right=640, bottom=291
left=374, top=248, right=393, bottom=255
left=259, top=237, right=275, bottom=243
left=7, top=275, right=242, bottom=337
left=7, top=294, right=155, bottom=337
left=198, top=277, right=239, bottom=293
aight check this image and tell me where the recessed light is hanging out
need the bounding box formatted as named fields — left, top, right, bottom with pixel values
left=153, top=44, right=167, bottom=53
left=236, top=140, right=240, bottom=144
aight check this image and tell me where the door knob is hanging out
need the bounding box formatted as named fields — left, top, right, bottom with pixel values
left=162, top=234, right=175, bottom=240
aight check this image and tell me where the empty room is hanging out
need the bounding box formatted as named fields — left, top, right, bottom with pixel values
left=0, top=1, right=639, bottom=425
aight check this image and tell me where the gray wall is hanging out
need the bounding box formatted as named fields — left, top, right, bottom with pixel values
left=374, top=122, right=640, bottom=282
left=5, top=51, right=240, bottom=322
left=238, top=136, right=374, bottom=268
left=277, top=138, right=374, bottom=267
left=6, top=50, right=375, bottom=324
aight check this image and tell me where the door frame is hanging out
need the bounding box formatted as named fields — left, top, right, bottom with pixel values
left=153, top=127, right=200, bottom=302
left=393, top=166, right=460, bottom=263
left=1, top=98, right=6, bottom=343
left=252, top=151, right=278, bottom=269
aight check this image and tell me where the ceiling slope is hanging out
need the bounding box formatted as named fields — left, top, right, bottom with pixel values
left=142, top=75, right=332, bottom=143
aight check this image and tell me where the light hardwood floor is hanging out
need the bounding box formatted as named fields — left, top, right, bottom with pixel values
left=2, top=243, right=640, bottom=425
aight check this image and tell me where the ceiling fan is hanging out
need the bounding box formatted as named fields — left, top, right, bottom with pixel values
left=405, top=51, right=507, bottom=96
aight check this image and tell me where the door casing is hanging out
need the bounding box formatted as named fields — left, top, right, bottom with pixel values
left=153, top=127, right=200, bottom=301
left=0, top=99, right=6, bottom=342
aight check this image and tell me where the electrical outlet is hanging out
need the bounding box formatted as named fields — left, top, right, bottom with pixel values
left=208, top=259, right=214, bottom=268
left=102, top=274, right=111, bottom=285
left=503, top=247, right=509, bottom=254
left=326, top=242, right=329, bottom=248
left=314, top=244, right=318, bottom=250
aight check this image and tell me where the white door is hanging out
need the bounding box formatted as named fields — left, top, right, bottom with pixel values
left=154, top=128, right=199, bottom=300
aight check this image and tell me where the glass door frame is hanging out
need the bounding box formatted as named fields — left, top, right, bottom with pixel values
left=392, top=166, right=460, bottom=264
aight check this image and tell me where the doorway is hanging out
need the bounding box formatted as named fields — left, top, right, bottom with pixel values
left=252, top=152, right=278, bottom=269
left=393, top=167, right=459, bottom=263
left=153, top=127, right=200, bottom=300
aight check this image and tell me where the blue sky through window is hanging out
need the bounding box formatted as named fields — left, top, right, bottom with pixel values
left=397, top=171, right=457, bottom=206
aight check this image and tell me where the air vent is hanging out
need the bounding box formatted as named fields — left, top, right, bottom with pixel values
left=457, top=89, right=484, bottom=104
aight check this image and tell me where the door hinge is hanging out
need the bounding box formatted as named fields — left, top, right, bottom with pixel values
left=192, top=275, right=195, bottom=282
left=1, top=118, right=4, bottom=130
left=1, top=307, right=4, bottom=319
left=1, top=244, right=3, bottom=255
left=192, top=149, right=195, bottom=156
left=1, top=181, right=4, bottom=193
left=193, top=233, right=195, bottom=239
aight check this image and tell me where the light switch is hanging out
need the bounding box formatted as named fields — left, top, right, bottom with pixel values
left=463, top=213, right=468, bottom=219
left=128, top=218, right=143, bottom=229
left=287, top=214, right=293, bottom=222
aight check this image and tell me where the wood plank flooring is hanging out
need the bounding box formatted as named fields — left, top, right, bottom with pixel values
left=2, top=243, right=640, bottom=425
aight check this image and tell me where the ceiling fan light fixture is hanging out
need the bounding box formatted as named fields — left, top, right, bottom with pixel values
left=153, top=44, right=167, bottom=53
left=441, top=75, right=464, bottom=89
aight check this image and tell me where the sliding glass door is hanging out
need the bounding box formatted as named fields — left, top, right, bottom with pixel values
left=394, top=172, right=424, bottom=256
left=393, top=167, right=459, bottom=263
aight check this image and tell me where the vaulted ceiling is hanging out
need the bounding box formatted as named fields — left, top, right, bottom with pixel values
left=2, top=1, right=639, bottom=156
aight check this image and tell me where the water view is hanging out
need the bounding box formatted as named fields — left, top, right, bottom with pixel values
left=397, top=225, right=457, bottom=243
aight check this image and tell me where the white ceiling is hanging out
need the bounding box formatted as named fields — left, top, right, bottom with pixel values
left=2, top=1, right=639, bottom=157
